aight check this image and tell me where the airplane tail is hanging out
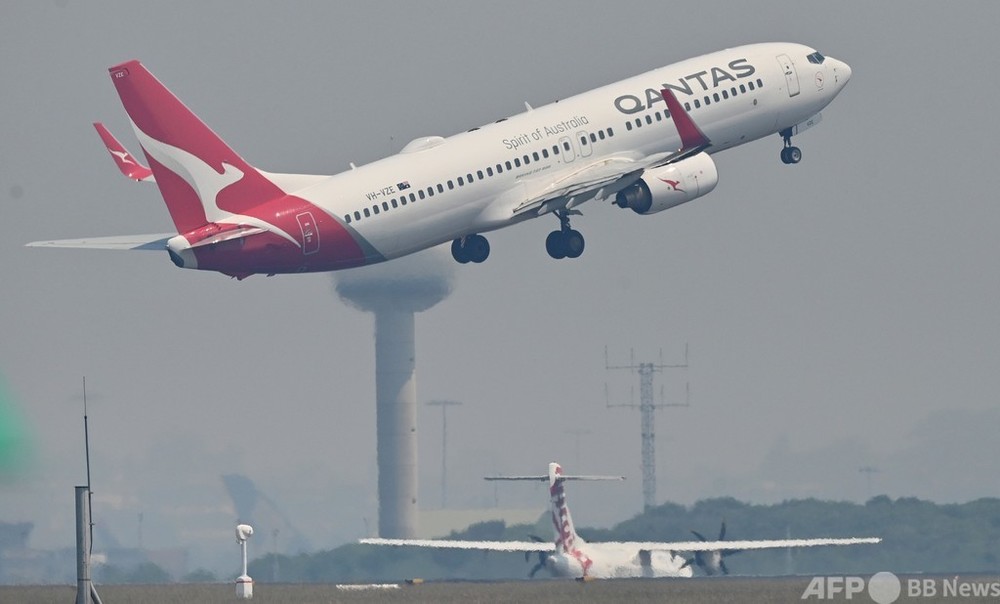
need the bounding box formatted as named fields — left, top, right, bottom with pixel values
left=107, top=60, right=285, bottom=234
left=548, top=463, right=580, bottom=553
left=485, top=463, right=623, bottom=555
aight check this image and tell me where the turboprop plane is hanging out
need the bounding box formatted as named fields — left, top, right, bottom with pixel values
left=29, top=44, right=850, bottom=279
left=359, top=463, right=880, bottom=579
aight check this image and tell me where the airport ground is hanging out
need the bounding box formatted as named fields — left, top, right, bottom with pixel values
left=5, top=575, right=1000, bottom=604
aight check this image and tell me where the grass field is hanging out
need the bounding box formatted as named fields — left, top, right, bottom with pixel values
left=3, top=575, right=999, bottom=603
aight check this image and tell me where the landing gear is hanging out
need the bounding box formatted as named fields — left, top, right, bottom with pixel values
left=780, top=128, right=802, bottom=164
left=545, top=210, right=585, bottom=260
left=451, top=234, right=489, bottom=264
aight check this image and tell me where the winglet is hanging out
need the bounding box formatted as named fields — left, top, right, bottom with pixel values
left=660, top=89, right=711, bottom=153
left=93, top=122, right=155, bottom=182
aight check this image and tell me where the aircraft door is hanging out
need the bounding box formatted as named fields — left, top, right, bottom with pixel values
left=776, top=54, right=800, bottom=97
left=576, top=131, right=593, bottom=158
left=778, top=55, right=799, bottom=96
left=296, top=211, right=320, bottom=255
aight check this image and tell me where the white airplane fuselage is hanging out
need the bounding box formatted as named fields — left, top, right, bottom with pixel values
left=297, top=43, right=849, bottom=268
left=57, top=42, right=849, bottom=278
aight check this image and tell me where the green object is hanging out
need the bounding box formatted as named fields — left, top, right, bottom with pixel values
left=0, top=375, right=32, bottom=476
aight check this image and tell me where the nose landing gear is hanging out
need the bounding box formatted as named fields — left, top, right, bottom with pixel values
left=779, top=128, right=802, bottom=164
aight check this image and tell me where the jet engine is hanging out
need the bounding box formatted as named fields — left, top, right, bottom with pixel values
left=614, top=152, right=719, bottom=215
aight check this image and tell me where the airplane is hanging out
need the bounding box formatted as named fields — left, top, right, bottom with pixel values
left=28, top=43, right=851, bottom=279
left=359, top=462, right=881, bottom=579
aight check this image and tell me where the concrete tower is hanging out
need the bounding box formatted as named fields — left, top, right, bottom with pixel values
left=335, top=249, right=453, bottom=538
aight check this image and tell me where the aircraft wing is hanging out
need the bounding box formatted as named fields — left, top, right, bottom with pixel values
left=94, top=122, right=155, bottom=182
left=359, top=538, right=555, bottom=553
left=610, top=537, right=881, bottom=552
left=25, top=234, right=173, bottom=250
left=512, top=88, right=711, bottom=217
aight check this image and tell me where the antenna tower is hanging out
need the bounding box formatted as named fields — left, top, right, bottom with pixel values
left=606, top=346, right=689, bottom=511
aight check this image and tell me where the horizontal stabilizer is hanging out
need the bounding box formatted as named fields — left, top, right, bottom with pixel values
left=26, top=233, right=172, bottom=251
left=485, top=474, right=624, bottom=482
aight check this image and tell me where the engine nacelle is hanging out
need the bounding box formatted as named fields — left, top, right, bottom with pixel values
left=614, top=152, right=719, bottom=215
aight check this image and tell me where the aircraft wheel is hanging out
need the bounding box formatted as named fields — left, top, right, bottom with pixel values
left=468, top=234, right=490, bottom=263
left=451, top=238, right=471, bottom=264
left=564, top=229, right=585, bottom=258
left=781, top=146, right=802, bottom=164
left=546, top=231, right=567, bottom=259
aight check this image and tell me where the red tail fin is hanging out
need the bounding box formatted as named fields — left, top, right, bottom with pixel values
left=108, top=61, right=284, bottom=234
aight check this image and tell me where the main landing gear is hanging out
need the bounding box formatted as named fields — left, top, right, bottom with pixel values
left=451, top=234, right=489, bottom=264
left=779, top=128, right=802, bottom=165
left=545, top=209, right=585, bottom=260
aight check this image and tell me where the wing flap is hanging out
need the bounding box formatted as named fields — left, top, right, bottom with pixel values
left=26, top=233, right=173, bottom=250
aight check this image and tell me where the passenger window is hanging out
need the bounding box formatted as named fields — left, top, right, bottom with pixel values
left=514, top=157, right=521, bottom=167
left=382, top=201, right=389, bottom=210
left=626, top=121, right=633, bottom=131
left=477, top=170, right=484, bottom=179
left=363, top=208, right=370, bottom=217
left=487, top=166, right=494, bottom=176
left=597, top=131, right=605, bottom=140
left=563, top=141, right=571, bottom=151
left=458, top=176, right=464, bottom=186
left=748, top=81, right=755, bottom=91
left=532, top=152, right=540, bottom=161
left=425, top=188, right=432, bottom=198
left=345, top=214, right=351, bottom=223
left=694, top=99, right=701, bottom=108
left=542, top=148, right=549, bottom=158
left=607, top=127, right=614, bottom=136
left=437, top=183, right=444, bottom=193
left=418, top=190, right=425, bottom=200
left=373, top=205, right=380, bottom=215
left=447, top=180, right=454, bottom=190
left=523, top=155, right=530, bottom=165
left=392, top=198, right=399, bottom=207
left=409, top=193, right=415, bottom=202
left=354, top=211, right=361, bottom=221
left=645, top=115, right=653, bottom=125
left=739, top=84, right=746, bottom=93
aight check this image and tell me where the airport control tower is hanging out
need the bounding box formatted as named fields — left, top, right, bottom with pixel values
left=335, top=249, right=453, bottom=538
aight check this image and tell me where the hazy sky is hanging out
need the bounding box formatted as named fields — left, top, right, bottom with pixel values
left=3, top=1, right=1000, bottom=572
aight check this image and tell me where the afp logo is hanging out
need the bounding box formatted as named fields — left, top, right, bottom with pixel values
left=801, top=572, right=901, bottom=603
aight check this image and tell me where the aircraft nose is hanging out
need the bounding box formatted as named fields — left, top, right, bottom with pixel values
left=831, top=58, right=852, bottom=87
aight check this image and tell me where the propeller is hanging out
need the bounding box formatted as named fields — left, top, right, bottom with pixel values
left=683, top=520, right=742, bottom=575
left=525, top=534, right=550, bottom=578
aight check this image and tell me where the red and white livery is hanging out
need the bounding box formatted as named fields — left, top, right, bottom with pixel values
left=29, top=44, right=851, bottom=279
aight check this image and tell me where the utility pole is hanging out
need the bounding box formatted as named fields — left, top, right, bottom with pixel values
left=606, top=346, right=689, bottom=512
left=426, top=400, right=462, bottom=509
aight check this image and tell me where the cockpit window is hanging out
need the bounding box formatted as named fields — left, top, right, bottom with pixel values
left=807, top=51, right=826, bottom=65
